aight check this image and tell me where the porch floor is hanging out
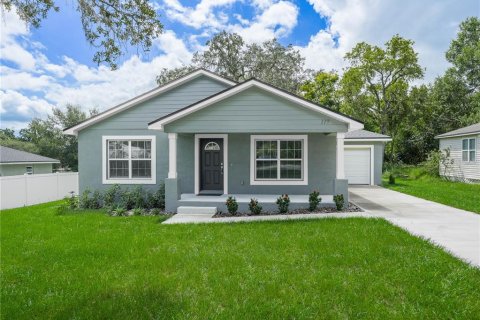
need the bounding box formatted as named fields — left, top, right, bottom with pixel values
left=180, top=194, right=334, bottom=204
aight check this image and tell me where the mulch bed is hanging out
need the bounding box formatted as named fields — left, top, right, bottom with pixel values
left=213, top=202, right=363, bottom=218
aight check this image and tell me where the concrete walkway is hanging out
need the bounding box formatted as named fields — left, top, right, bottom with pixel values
left=350, top=186, right=480, bottom=267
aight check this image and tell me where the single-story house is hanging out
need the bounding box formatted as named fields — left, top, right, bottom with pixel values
left=435, top=123, right=479, bottom=182
left=0, top=146, right=60, bottom=176
left=64, top=69, right=391, bottom=212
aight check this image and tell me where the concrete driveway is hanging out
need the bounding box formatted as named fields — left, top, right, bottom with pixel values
left=349, top=186, right=480, bottom=267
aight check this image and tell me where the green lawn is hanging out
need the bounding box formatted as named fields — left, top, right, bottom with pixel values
left=383, top=166, right=480, bottom=214
left=1, top=202, right=480, bottom=319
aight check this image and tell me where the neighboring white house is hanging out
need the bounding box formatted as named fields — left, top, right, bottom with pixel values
left=435, top=123, right=480, bottom=182
left=0, top=146, right=60, bottom=177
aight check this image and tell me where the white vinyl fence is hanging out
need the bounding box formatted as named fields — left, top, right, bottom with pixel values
left=0, top=172, right=79, bottom=210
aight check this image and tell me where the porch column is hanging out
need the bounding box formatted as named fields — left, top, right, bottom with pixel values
left=336, top=132, right=345, bottom=179
left=168, top=133, right=177, bottom=179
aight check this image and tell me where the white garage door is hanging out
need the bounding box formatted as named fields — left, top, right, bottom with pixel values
left=345, top=148, right=371, bottom=185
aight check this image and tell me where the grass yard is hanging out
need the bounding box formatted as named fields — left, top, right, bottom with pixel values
left=383, top=166, right=480, bottom=214
left=1, top=202, right=480, bottom=319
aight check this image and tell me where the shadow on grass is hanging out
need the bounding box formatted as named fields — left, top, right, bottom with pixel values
left=53, top=287, right=183, bottom=319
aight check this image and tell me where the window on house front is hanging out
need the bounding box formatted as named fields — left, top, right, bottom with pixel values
left=103, top=136, right=156, bottom=184
left=251, top=135, right=308, bottom=185
left=462, top=138, right=476, bottom=162
left=25, top=166, right=33, bottom=175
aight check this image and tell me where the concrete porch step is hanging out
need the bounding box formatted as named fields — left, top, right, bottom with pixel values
left=177, top=206, right=217, bottom=215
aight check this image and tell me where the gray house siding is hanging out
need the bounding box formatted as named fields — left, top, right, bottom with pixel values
left=78, top=76, right=231, bottom=192
left=0, top=163, right=53, bottom=176
left=344, top=141, right=385, bottom=185
left=439, top=134, right=480, bottom=182
left=164, top=88, right=348, bottom=133
left=173, top=133, right=337, bottom=195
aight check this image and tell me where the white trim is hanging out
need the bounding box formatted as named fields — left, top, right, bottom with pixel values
left=194, top=134, right=228, bottom=195
left=149, top=80, right=363, bottom=131
left=64, top=70, right=236, bottom=135
left=102, top=135, right=157, bottom=184
left=345, top=138, right=392, bottom=142
left=250, top=135, right=308, bottom=186
left=168, top=133, right=177, bottom=178
left=344, top=145, right=374, bottom=186
left=336, top=133, right=345, bottom=179
left=461, top=137, right=477, bottom=162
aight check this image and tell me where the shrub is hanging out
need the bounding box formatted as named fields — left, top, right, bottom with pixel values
left=111, top=206, right=127, bottom=216
left=150, top=208, right=161, bottom=215
left=132, top=207, right=145, bottom=216
left=66, top=191, right=78, bottom=209
left=79, top=189, right=93, bottom=209
left=120, top=189, right=135, bottom=210
left=276, top=194, right=290, bottom=213
left=248, top=198, right=262, bottom=215
left=91, top=190, right=103, bottom=209
left=104, top=184, right=120, bottom=207
left=308, top=190, right=321, bottom=211
left=333, top=194, right=344, bottom=211
left=146, top=184, right=165, bottom=209
left=225, top=196, right=238, bottom=214
left=388, top=174, right=396, bottom=185
left=131, top=186, right=145, bottom=209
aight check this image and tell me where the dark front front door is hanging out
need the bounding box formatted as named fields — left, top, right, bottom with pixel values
left=200, top=138, right=224, bottom=193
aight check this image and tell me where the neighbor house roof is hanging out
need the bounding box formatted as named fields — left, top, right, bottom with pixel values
left=435, top=123, right=480, bottom=139
left=63, top=69, right=237, bottom=135
left=0, top=146, right=60, bottom=164
left=148, top=78, right=364, bottom=131
left=345, top=129, right=392, bottom=141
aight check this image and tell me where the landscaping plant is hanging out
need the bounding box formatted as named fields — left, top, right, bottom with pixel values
left=225, top=196, right=239, bottom=214
left=333, top=194, right=344, bottom=211
left=248, top=198, right=262, bottom=215
left=276, top=194, right=290, bottom=213
left=308, top=190, right=322, bottom=211
left=103, top=184, right=120, bottom=207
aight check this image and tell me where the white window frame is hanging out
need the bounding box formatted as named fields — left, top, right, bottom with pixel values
left=25, top=166, right=33, bottom=175
left=102, top=135, right=156, bottom=184
left=462, top=138, right=476, bottom=162
left=250, top=135, right=308, bottom=185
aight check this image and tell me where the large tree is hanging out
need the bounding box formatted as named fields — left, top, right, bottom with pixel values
left=19, top=105, right=97, bottom=170
left=156, top=31, right=311, bottom=93
left=340, top=35, right=424, bottom=159
left=1, top=0, right=163, bottom=69
left=300, top=71, right=341, bottom=111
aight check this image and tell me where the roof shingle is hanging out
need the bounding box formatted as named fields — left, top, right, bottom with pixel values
left=435, top=123, right=480, bottom=139
left=345, top=129, right=391, bottom=140
left=0, top=146, right=60, bottom=164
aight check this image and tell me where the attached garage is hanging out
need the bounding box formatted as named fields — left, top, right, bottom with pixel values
left=344, top=147, right=372, bottom=185
left=344, top=130, right=392, bottom=186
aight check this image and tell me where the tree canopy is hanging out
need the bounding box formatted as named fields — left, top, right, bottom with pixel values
left=1, top=0, right=163, bottom=69
left=156, top=31, right=311, bottom=93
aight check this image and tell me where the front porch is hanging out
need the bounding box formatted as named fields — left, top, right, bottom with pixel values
left=178, top=193, right=335, bottom=213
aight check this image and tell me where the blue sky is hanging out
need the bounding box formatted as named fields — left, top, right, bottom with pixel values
left=1, top=0, right=478, bottom=130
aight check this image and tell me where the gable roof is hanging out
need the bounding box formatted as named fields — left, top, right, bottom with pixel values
left=345, top=129, right=391, bottom=141
left=63, top=69, right=237, bottom=136
left=148, top=78, right=363, bottom=131
left=0, top=146, right=60, bottom=164
left=435, top=123, right=480, bottom=139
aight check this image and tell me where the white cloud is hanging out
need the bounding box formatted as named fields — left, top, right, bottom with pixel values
left=300, top=0, right=477, bottom=81
left=162, top=0, right=299, bottom=43
left=0, top=9, right=193, bottom=130
left=228, top=1, right=299, bottom=43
